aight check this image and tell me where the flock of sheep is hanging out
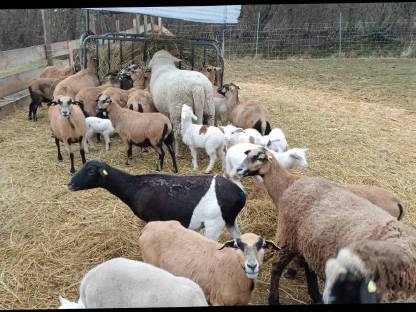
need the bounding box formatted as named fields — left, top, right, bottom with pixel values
left=25, top=49, right=416, bottom=307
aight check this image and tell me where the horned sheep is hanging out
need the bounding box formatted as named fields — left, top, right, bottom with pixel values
left=236, top=146, right=416, bottom=304
left=58, top=257, right=208, bottom=308
left=96, top=94, right=177, bottom=172
left=181, top=104, right=225, bottom=174
left=138, top=220, right=281, bottom=305
left=148, top=50, right=215, bottom=157
left=68, top=160, right=246, bottom=241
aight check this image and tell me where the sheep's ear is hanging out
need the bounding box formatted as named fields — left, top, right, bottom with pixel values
left=244, top=149, right=252, bottom=155
left=219, top=126, right=224, bottom=133
left=263, top=240, right=281, bottom=251
left=218, top=239, right=237, bottom=250
left=99, top=168, right=109, bottom=176
left=289, top=153, right=301, bottom=160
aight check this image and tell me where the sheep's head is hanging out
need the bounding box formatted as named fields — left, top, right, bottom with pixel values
left=236, top=146, right=274, bottom=177
left=148, top=50, right=181, bottom=69
left=181, top=104, right=197, bottom=121
left=218, top=233, right=280, bottom=279
left=219, top=125, right=244, bottom=145
left=49, top=96, right=81, bottom=118
left=323, top=247, right=378, bottom=304
left=68, top=160, right=110, bottom=191
left=217, top=82, right=240, bottom=96
left=96, top=94, right=112, bottom=111
left=288, top=148, right=309, bottom=169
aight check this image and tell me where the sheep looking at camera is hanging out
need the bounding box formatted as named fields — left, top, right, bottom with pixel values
left=181, top=104, right=225, bottom=174
left=58, top=257, right=208, bottom=308
left=139, top=220, right=280, bottom=305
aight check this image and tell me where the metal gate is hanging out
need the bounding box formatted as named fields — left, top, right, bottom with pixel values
left=81, top=33, right=224, bottom=86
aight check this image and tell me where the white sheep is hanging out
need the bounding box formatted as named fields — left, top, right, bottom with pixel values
left=181, top=104, right=225, bottom=174
left=259, top=128, right=288, bottom=152
left=85, top=117, right=116, bottom=152
left=224, top=143, right=309, bottom=190
left=58, top=257, right=208, bottom=308
left=220, top=125, right=263, bottom=148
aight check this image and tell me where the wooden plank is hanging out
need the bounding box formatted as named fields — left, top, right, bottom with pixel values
left=0, top=45, right=45, bottom=71
left=0, top=67, right=45, bottom=98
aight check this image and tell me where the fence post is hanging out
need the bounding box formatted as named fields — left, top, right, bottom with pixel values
left=40, top=9, right=53, bottom=66
left=255, top=11, right=261, bottom=58
left=158, top=17, right=162, bottom=35
left=135, top=14, right=141, bottom=34
left=338, top=10, right=342, bottom=57
left=116, top=19, right=120, bottom=32
left=144, top=15, right=148, bottom=36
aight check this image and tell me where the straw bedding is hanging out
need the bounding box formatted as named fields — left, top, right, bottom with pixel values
left=0, top=58, right=415, bottom=308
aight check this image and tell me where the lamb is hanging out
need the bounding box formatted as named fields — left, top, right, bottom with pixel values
left=28, top=77, right=63, bottom=121
left=53, top=55, right=99, bottom=99
left=259, top=127, right=288, bottom=153
left=139, top=220, right=280, bottom=305
left=148, top=50, right=215, bottom=157
left=96, top=94, right=177, bottom=172
left=236, top=146, right=416, bottom=304
left=181, top=104, right=225, bottom=174
left=58, top=257, right=208, bottom=308
left=85, top=117, right=116, bottom=152
left=224, top=143, right=308, bottom=190
left=40, top=64, right=76, bottom=79
left=74, top=71, right=120, bottom=117
left=218, top=83, right=271, bottom=135
left=48, top=96, right=87, bottom=174
left=68, top=160, right=246, bottom=241
left=220, top=125, right=263, bottom=148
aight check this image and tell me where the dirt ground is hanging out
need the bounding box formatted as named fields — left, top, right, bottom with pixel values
left=0, top=57, right=415, bottom=308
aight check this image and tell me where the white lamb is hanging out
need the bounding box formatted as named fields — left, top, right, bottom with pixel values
left=57, top=257, right=208, bottom=308
left=224, top=143, right=309, bottom=190
left=259, top=127, right=288, bottom=152
left=220, top=125, right=263, bottom=148
left=181, top=104, right=225, bottom=174
left=85, top=117, right=116, bottom=152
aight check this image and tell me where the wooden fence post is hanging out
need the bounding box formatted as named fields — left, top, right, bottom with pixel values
left=116, top=19, right=120, bottom=32
left=135, top=14, right=141, bottom=34
left=143, top=15, right=148, bottom=36
left=40, top=9, right=53, bottom=66
left=158, top=17, right=162, bottom=35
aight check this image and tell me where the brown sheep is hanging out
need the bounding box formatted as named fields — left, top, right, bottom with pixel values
left=74, top=72, right=120, bottom=117
left=96, top=94, right=177, bottom=172
left=218, top=83, right=271, bottom=135
left=126, top=89, right=156, bottom=113
left=28, top=77, right=63, bottom=121
left=40, top=64, right=76, bottom=79
left=236, top=146, right=416, bottom=304
left=53, top=55, right=99, bottom=99
left=48, top=96, right=87, bottom=174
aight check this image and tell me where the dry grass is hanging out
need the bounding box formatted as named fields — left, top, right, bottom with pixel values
left=0, top=57, right=415, bottom=308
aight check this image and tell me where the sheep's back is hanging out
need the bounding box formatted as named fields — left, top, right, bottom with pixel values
left=232, top=103, right=269, bottom=128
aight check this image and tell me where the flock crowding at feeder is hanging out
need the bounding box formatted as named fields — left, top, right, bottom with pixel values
left=25, top=48, right=416, bottom=307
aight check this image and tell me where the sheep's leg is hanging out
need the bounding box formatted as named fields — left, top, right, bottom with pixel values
left=152, top=144, right=165, bottom=171
left=103, top=133, right=111, bottom=152
left=269, top=251, right=295, bottom=305
left=216, top=145, right=226, bottom=171
left=190, top=146, right=198, bottom=170
left=79, top=136, right=86, bottom=164
left=96, top=133, right=101, bottom=142
left=85, top=130, right=95, bottom=150
left=55, top=138, right=63, bottom=161
left=64, top=139, right=76, bottom=174
left=28, top=100, right=33, bottom=120
left=205, top=150, right=217, bottom=174
left=164, top=138, right=178, bottom=173
left=33, top=102, right=40, bottom=121
left=127, top=143, right=133, bottom=164
left=170, top=106, right=183, bottom=158
left=204, top=219, right=226, bottom=241
left=304, top=262, right=322, bottom=303
left=226, top=221, right=241, bottom=239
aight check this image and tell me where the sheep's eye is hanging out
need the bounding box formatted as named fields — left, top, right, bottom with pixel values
left=236, top=239, right=246, bottom=251
left=256, top=238, right=264, bottom=250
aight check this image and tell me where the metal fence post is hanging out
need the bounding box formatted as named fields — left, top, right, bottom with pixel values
left=338, top=10, right=342, bottom=57
left=255, top=11, right=260, bottom=58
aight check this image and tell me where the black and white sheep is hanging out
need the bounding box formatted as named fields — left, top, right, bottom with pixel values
left=68, top=160, right=246, bottom=241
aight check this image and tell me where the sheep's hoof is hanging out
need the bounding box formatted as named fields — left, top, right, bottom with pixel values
left=283, top=268, right=298, bottom=279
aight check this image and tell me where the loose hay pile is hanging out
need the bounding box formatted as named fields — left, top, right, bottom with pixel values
left=0, top=58, right=415, bottom=308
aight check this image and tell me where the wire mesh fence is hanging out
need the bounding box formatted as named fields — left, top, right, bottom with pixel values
left=165, top=22, right=416, bottom=59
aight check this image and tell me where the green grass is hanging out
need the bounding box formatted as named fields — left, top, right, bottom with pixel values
left=0, top=60, right=47, bottom=79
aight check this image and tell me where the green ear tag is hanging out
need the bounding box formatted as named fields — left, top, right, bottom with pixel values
left=367, top=280, right=377, bottom=293
left=99, top=169, right=108, bottom=176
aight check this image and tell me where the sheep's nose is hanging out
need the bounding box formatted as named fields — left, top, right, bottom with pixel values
left=247, top=263, right=257, bottom=271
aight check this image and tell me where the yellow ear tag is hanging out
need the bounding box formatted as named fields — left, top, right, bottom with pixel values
left=367, top=280, right=377, bottom=293
left=99, top=169, right=108, bottom=176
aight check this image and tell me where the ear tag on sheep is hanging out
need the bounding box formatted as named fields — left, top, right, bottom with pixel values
left=367, top=280, right=377, bottom=293
left=99, top=169, right=108, bottom=176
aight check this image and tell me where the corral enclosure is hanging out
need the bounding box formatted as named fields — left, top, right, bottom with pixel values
left=0, top=56, right=415, bottom=308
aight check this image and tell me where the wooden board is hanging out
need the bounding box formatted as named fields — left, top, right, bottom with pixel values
left=0, top=67, right=45, bottom=98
